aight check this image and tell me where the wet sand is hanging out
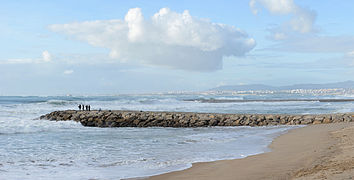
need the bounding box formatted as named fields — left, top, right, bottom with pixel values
left=148, top=122, right=354, bottom=180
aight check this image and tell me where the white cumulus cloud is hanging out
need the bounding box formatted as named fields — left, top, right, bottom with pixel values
left=347, top=51, right=354, bottom=58
left=250, top=0, right=316, bottom=35
left=250, top=0, right=296, bottom=15
left=42, top=50, right=52, bottom=62
left=273, top=32, right=287, bottom=40
left=49, top=8, right=256, bottom=71
left=63, top=70, right=74, bottom=75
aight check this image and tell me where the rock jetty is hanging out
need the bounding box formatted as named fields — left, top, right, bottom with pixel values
left=39, top=110, right=354, bottom=128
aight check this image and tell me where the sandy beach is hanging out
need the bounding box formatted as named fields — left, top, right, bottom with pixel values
left=149, top=122, right=354, bottom=180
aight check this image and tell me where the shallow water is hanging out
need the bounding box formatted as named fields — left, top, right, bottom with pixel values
left=0, top=124, right=297, bottom=179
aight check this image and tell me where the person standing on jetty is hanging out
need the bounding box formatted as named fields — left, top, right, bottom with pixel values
left=85, top=105, right=91, bottom=111
left=78, top=104, right=91, bottom=111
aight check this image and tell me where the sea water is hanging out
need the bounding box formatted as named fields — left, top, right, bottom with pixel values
left=0, top=93, right=353, bottom=179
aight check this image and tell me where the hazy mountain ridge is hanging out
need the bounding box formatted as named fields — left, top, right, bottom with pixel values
left=211, top=81, right=354, bottom=91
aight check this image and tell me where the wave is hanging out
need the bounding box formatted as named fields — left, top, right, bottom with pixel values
left=46, top=100, right=78, bottom=106
left=0, top=94, right=353, bottom=115
left=0, top=125, right=298, bottom=180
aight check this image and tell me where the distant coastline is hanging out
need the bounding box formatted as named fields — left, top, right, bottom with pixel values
left=210, top=80, right=354, bottom=91
left=184, top=98, right=354, bottom=103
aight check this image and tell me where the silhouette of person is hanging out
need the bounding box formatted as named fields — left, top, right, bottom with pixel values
left=78, top=104, right=81, bottom=110
left=88, top=105, right=91, bottom=111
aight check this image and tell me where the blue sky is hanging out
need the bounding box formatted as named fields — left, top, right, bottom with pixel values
left=0, top=0, right=353, bottom=95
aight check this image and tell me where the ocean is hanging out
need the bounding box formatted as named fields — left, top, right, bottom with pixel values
left=0, top=92, right=353, bottom=179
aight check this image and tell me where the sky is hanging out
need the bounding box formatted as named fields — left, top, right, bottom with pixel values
left=0, top=0, right=353, bottom=95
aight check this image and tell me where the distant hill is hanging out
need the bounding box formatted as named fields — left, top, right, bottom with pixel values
left=210, top=80, right=354, bottom=91
left=210, top=84, right=276, bottom=91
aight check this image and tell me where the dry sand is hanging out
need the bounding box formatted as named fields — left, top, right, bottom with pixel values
left=148, top=122, right=354, bottom=180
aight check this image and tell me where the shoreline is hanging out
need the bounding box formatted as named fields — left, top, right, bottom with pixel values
left=124, top=125, right=299, bottom=180
left=147, top=122, right=354, bottom=180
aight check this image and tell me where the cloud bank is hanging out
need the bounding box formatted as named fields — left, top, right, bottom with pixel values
left=267, top=35, right=354, bottom=53
left=250, top=0, right=316, bottom=38
left=0, top=51, right=52, bottom=64
left=346, top=51, right=354, bottom=66
left=49, top=8, right=256, bottom=71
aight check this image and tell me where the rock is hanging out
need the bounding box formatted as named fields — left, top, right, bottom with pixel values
left=301, top=116, right=314, bottom=124
left=133, top=120, right=140, bottom=125
left=257, top=116, right=265, bottom=122
left=62, top=114, right=71, bottom=120
left=314, top=116, right=324, bottom=121
left=312, top=120, right=322, bottom=124
left=344, top=115, right=352, bottom=122
left=232, top=120, right=240, bottom=126
left=323, top=118, right=331, bottom=124
left=265, top=115, right=274, bottom=120
left=209, top=119, right=218, bottom=126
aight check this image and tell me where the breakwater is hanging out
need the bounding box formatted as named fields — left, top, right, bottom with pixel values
left=39, top=110, right=354, bottom=128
